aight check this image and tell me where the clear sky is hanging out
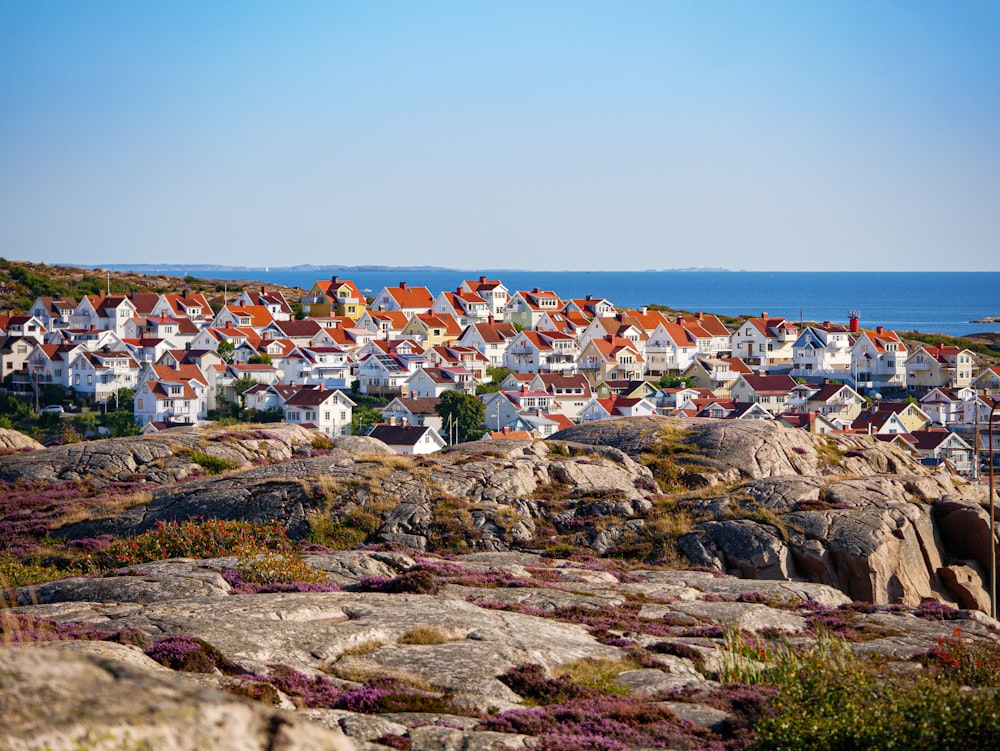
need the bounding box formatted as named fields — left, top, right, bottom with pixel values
left=2, top=1, right=998, bottom=271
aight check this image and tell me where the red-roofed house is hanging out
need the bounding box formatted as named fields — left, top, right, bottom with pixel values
left=907, top=344, right=976, bottom=394
left=461, top=276, right=509, bottom=318
left=850, top=327, right=907, bottom=394
left=432, top=288, right=491, bottom=327
left=371, top=282, right=435, bottom=316
left=909, top=428, right=973, bottom=474
left=505, top=288, right=563, bottom=330
left=234, top=287, right=294, bottom=321
left=680, top=357, right=754, bottom=397
left=134, top=364, right=209, bottom=426
left=503, top=330, right=580, bottom=374
left=300, top=276, right=367, bottom=319
left=730, top=312, right=798, bottom=374
left=730, top=374, right=797, bottom=415
left=282, top=384, right=356, bottom=437
left=577, top=336, right=645, bottom=388
left=456, top=319, right=520, bottom=367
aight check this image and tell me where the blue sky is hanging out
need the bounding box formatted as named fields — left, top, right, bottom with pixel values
left=2, top=1, right=998, bottom=271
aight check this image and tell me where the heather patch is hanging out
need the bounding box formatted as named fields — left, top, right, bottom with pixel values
left=0, top=478, right=151, bottom=556
left=146, top=634, right=243, bottom=674
left=1, top=612, right=149, bottom=648
left=479, top=692, right=711, bottom=751
left=89, top=519, right=289, bottom=569
left=219, top=565, right=340, bottom=595
left=470, top=599, right=679, bottom=639
left=238, top=666, right=458, bottom=714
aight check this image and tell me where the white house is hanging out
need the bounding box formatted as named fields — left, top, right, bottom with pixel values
left=282, top=385, right=355, bottom=437
left=790, top=323, right=853, bottom=381
left=367, top=423, right=446, bottom=455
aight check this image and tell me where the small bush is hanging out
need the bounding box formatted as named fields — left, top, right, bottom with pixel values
left=184, top=450, right=238, bottom=474
left=235, top=552, right=325, bottom=586
left=307, top=517, right=368, bottom=550
left=922, top=627, right=1000, bottom=687
left=359, top=567, right=441, bottom=595
left=398, top=625, right=453, bottom=645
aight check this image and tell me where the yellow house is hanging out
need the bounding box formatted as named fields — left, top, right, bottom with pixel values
left=301, top=276, right=367, bottom=319
left=400, top=313, right=462, bottom=348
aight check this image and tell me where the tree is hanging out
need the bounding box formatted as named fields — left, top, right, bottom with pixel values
left=101, top=410, right=139, bottom=437
left=656, top=374, right=687, bottom=389
left=217, top=340, right=235, bottom=364
left=352, top=406, right=383, bottom=436
left=248, top=353, right=272, bottom=365
left=476, top=365, right=511, bottom=395
left=112, top=387, right=135, bottom=412
left=233, top=376, right=258, bottom=407
left=436, top=390, right=485, bottom=444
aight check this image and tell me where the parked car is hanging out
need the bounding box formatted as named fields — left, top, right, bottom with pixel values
left=39, top=404, right=64, bottom=414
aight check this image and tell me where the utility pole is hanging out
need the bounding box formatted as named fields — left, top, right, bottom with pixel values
left=990, top=400, right=998, bottom=620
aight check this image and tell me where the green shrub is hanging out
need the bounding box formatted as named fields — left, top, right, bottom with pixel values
left=184, top=450, right=238, bottom=474
left=307, top=517, right=368, bottom=550
left=750, top=635, right=1000, bottom=750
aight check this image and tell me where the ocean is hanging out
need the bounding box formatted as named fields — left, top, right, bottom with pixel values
left=144, top=267, right=1000, bottom=337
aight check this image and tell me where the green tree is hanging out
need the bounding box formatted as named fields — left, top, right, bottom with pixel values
left=656, top=374, right=687, bottom=389
left=247, top=353, right=272, bottom=365
left=351, top=406, right=383, bottom=436
left=476, top=365, right=511, bottom=395
left=233, top=376, right=258, bottom=407
left=436, top=390, right=486, bottom=444
left=101, top=410, right=140, bottom=437
left=112, top=387, right=135, bottom=412
left=217, top=340, right=235, bottom=364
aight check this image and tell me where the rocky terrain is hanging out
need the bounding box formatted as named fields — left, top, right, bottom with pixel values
left=3, top=417, right=1000, bottom=749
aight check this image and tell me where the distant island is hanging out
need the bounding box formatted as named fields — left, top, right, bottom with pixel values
left=101, top=263, right=733, bottom=274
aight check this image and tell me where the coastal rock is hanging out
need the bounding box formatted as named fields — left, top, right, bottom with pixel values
left=0, top=427, right=43, bottom=453
left=0, top=644, right=355, bottom=751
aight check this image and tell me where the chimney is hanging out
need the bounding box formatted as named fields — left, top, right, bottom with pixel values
left=261, top=286, right=267, bottom=294
left=488, top=314, right=494, bottom=324
left=696, top=311, right=703, bottom=320
left=521, top=384, right=529, bottom=394
left=876, top=326, right=884, bottom=335
left=641, top=306, right=648, bottom=315
left=331, top=275, right=339, bottom=283
left=533, top=287, right=541, bottom=293
left=761, top=311, right=768, bottom=319
left=479, top=276, right=487, bottom=283
left=456, top=287, right=463, bottom=294
left=849, top=310, right=860, bottom=333
left=823, top=321, right=830, bottom=328
left=399, top=281, right=407, bottom=290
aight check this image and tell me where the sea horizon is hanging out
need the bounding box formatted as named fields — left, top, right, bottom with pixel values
left=85, top=263, right=1000, bottom=338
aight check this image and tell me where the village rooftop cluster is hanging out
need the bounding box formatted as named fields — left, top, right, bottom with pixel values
left=5, top=274, right=999, bottom=473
